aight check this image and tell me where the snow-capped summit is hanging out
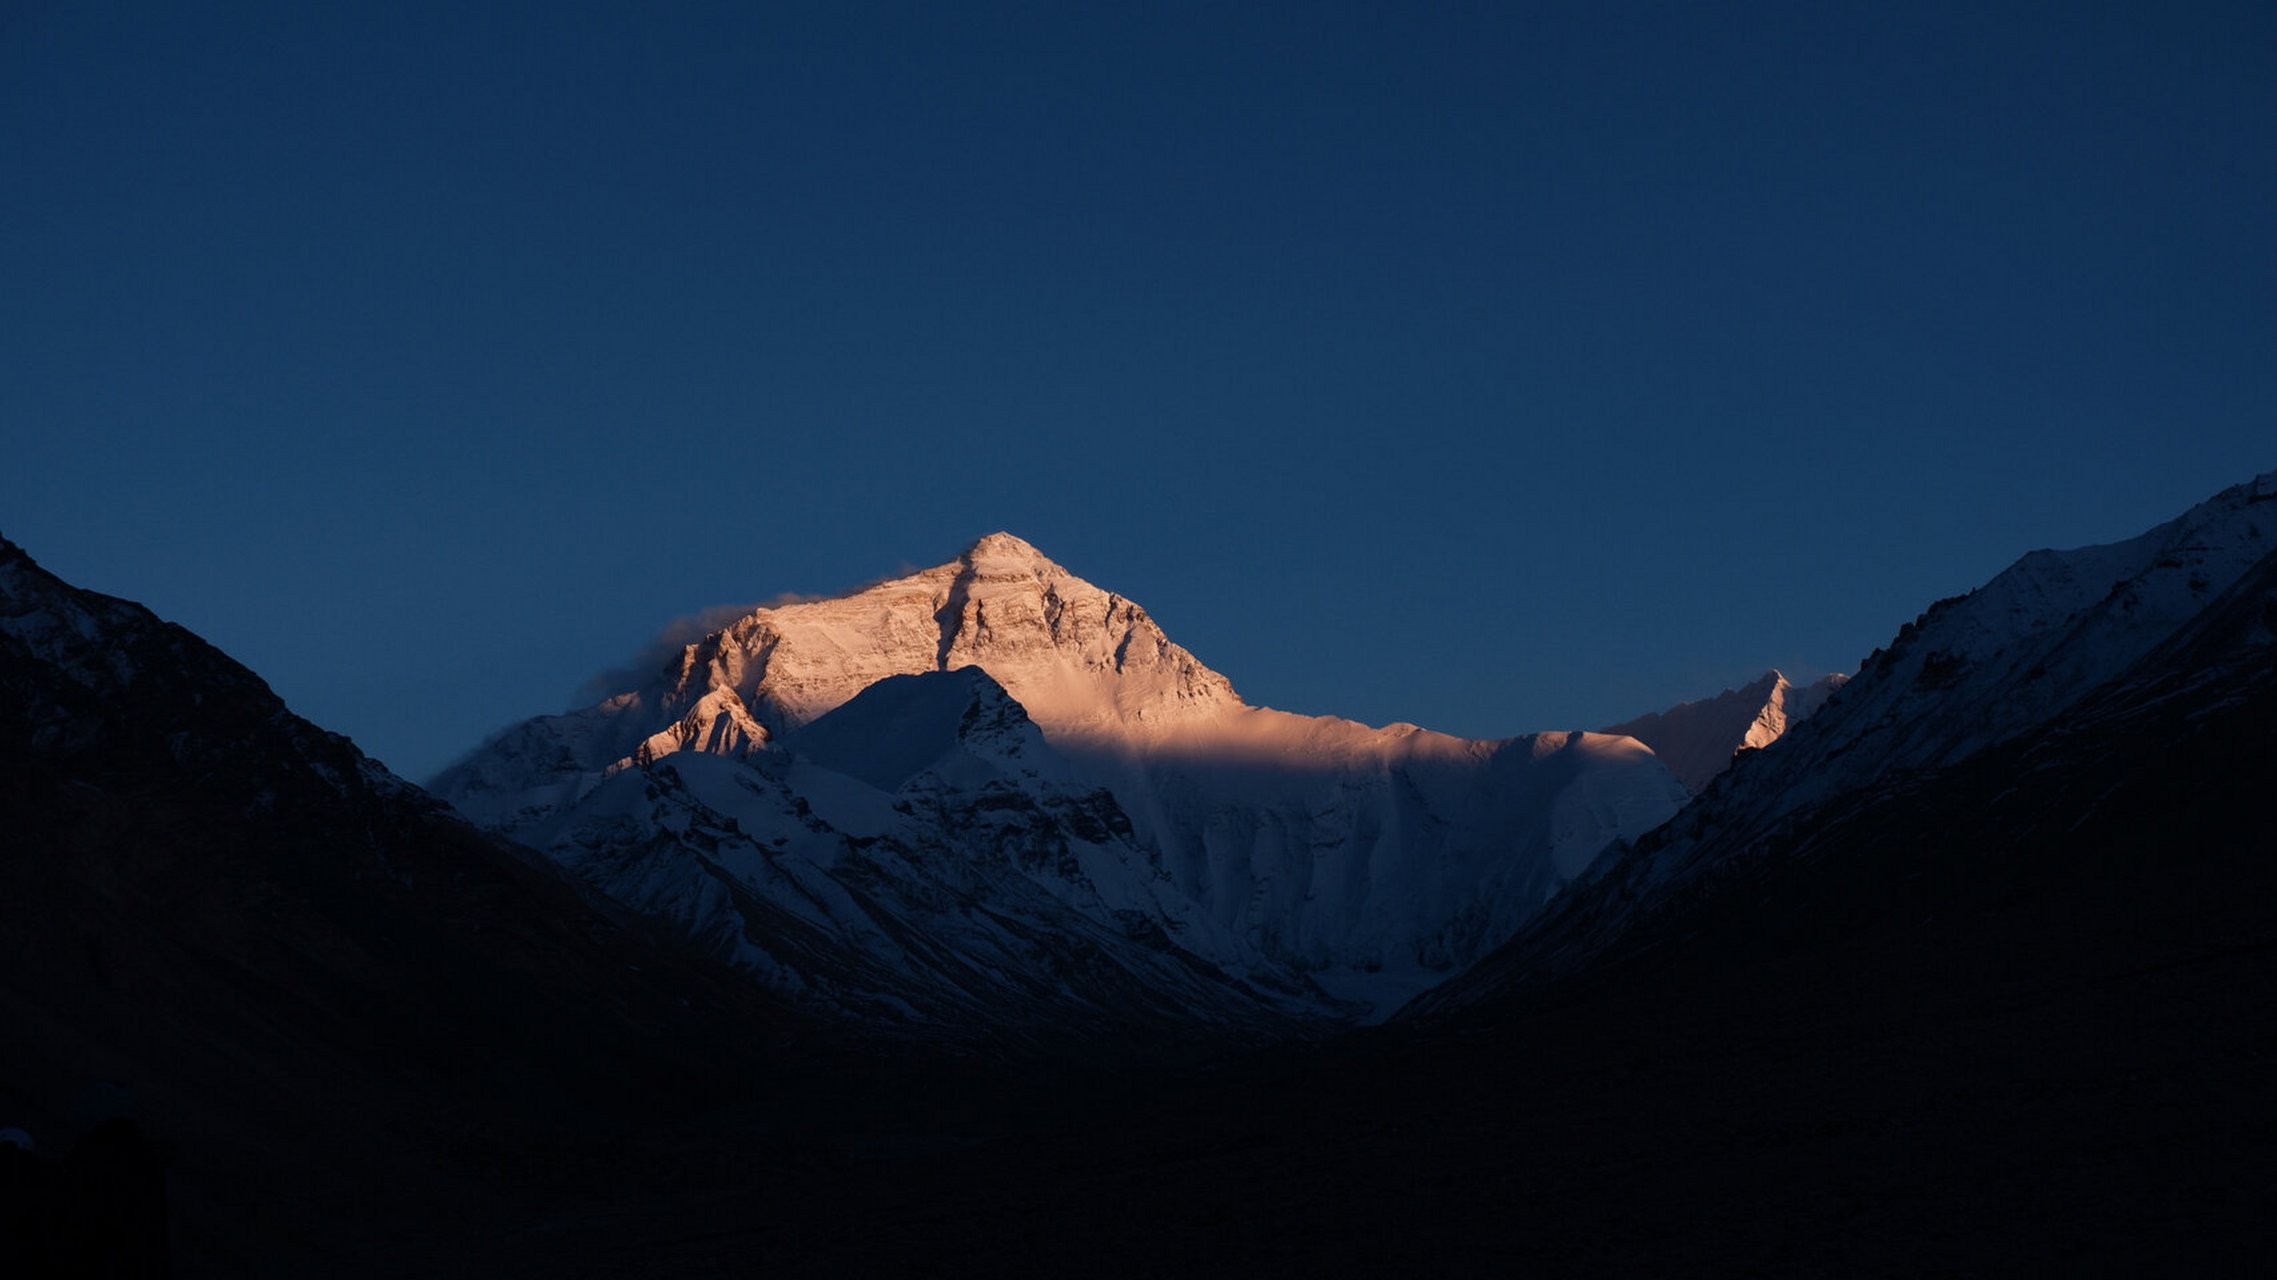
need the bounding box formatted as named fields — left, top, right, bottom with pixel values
left=431, top=532, right=1244, bottom=834
left=434, top=532, right=1688, bottom=1028
left=695, top=529, right=1238, bottom=742
left=961, top=529, right=1060, bottom=574
left=1601, top=670, right=1848, bottom=793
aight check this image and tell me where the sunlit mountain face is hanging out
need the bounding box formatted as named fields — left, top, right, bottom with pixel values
left=6, top=471, right=2273, bottom=1275
left=432, top=530, right=1688, bottom=1034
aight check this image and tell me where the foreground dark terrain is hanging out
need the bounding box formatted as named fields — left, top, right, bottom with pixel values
left=6, top=506, right=2274, bottom=1276
left=0, top=536, right=912, bottom=1274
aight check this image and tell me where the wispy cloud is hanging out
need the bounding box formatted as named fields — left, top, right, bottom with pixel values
left=568, top=601, right=763, bottom=707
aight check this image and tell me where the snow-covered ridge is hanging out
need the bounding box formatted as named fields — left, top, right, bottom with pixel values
left=1412, top=468, right=2277, bottom=1012
left=1764, top=469, right=2277, bottom=803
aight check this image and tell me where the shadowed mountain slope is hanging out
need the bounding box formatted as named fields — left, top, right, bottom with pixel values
left=1411, top=470, right=2276, bottom=1016
left=0, top=534, right=864, bottom=1274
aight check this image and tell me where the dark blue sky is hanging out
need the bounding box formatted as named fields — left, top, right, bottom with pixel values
left=5, top=1, right=2272, bottom=781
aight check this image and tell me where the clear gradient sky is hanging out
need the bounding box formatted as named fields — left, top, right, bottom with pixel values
left=4, top=2, right=2273, bottom=781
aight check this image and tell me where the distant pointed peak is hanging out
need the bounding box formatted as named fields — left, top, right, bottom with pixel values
left=1766, top=668, right=1850, bottom=693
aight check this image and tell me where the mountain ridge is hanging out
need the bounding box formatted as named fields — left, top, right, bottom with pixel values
left=432, top=532, right=1687, bottom=1029
left=10, top=467, right=2275, bottom=1272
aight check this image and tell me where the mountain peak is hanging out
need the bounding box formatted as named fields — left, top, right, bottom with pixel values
left=432, top=530, right=1245, bottom=821
left=957, top=531, right=1061, bottom=578
left=964, top=530, right=1045, bottom=557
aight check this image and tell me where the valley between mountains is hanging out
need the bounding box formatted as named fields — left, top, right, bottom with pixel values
left=4, top=470, right=2272, bottom=1275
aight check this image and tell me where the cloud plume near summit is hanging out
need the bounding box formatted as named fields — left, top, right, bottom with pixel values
left=565, top=570, right=924, bottom=710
